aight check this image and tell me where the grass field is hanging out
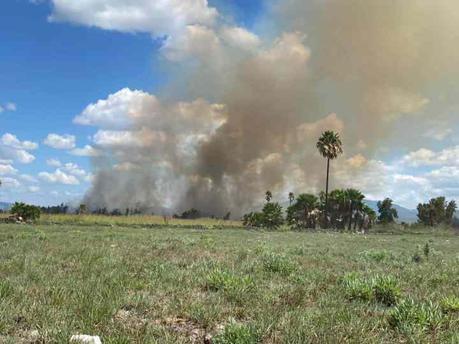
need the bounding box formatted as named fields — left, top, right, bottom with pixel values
left=0, top=220, right=458, bottom=343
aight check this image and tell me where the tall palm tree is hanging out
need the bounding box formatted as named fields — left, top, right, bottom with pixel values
left=316, top=131, right=343, bottom=227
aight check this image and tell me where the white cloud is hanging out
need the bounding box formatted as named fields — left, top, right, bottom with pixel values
left=62, top=162, right=87, bottom=177
left=220, top=26, right=261, bottom=51
left=403, top=146, right=459, bottom=167
left=5, top=103, right=16, bottom=111
left=48, top=0, right=218, bottom=36
left=73, top=88, right=157, bottom=129
left=44, top=133, right=76, bottom=149
left=69, top=145, right=101, bottom=157
left=0, top=133, right=37, bottom=164
left=39, top=169, right=80, bottom=185
left=46, top=158, right=62, bottom=167
left=28, top=186, right=40, bottom=193
left=0, top=102, right=16, bottom=113
left=0, top=164, right=17, bottom=175
left=1, top=133, right=38, bottom=150
left=20, top=174, right=38, bottom=183
left=1, top=177, right=21, bottom=188
left=92, top=130, right=147, bottom=147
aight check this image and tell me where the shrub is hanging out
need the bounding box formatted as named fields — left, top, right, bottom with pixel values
left=261, top=253, right=297, bottom=276
left=242, top=212, right=264, bottom=228
left=388, top=298, right=444, bottom=333
left=440, top=296, right=459, bottom=313
left=213, top=322, right=259, bottom=344
left=261, top=202, right=284, bottom=230
left=11, top=202, right=41, bottom=222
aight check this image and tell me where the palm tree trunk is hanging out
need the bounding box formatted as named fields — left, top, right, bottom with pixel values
left=348, top=202, right=353, bottom=231
left=324, top=157, right=330, bottom=228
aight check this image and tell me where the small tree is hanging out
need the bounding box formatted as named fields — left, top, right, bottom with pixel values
left=261, top=202, right=284, bottom=230
left=286, top=193, right=320, bottom=229
left=417, top=197, right=457, bottom=226
left=11, top=202, right=41, bottom=222
left=377, top=198, right=398, bottom=224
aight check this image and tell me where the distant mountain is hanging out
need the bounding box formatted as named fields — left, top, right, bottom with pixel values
left=0, top=202, right=12, bottom=211
left=364, top=200, right=418, bottom=223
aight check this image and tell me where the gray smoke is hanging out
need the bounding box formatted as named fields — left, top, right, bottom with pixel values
left=82, top=0, right=459, bottom=216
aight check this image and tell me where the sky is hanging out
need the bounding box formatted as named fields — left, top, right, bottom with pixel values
left=1, top=0, right=458, bottom=212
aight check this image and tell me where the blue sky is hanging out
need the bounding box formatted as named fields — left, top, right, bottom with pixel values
left=1, top=0, right=458, bottom=211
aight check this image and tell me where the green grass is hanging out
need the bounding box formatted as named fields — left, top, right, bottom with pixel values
left=0, top=222, right=458, bottom=343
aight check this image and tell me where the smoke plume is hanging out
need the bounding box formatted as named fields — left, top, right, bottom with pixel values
left=77, top=0, right=459, bottom=216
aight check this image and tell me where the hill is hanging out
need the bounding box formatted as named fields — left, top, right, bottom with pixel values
left=364, top=200, right=418, bottom=223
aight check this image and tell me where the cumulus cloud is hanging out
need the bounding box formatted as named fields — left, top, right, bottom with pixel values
left=48, top=0, right=218, bottom=36
left=44, top=133, right=76, bottom=149
left=46, top=158, right=62, bottom=167
left=403, top=146, right=459, bottom=167
left=39, top=169, right=80, bottom=185
left=0, top=133, right=37, bottom=164
left=0, top=163, right=18, bottom=175
left=28, top=186, right=40, bottom=193
left=69, top=145, right=100, bottom=157
left=0, top=177, right=21, bottom=188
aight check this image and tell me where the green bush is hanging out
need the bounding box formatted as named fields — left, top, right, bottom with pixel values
left=213, top=322, right=259, bottom=344
left=11, top=202, right=41, bottom=222
left=388, top=298, right=444, bottom=333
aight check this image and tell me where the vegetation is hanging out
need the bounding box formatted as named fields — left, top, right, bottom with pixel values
left=417, top=197, right=457, bottom=226
left=0, top=223, right=457, bottom=342
left=316, top=130, right=343, bottom=227
left=377, top=198, right=398, bottom=224
left=10, top=202, right=41, bottom=222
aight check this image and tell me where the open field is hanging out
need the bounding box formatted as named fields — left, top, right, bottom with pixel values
left=0, top=222, right=458, bottom=343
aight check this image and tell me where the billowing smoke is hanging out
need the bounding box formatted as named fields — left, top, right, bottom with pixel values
left=74, top=0, right=459, bottom=216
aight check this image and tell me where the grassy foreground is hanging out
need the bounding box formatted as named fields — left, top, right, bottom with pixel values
left=0, top=222, right=458, bottom=343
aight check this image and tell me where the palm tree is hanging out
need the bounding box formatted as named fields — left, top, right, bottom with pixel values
left=265, top=190, right=272, bottom=203
left=316, top=131, right=343, bottom=227
left=345, top=188, right=365, bottom=231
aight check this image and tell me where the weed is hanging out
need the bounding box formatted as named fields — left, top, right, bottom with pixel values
left=440, top=296, right=459, bottom=313
left=388, top=298, right=444, bottom=333
left=261, top=253, right=297, bottom=275
left=371, top=275, right=401, bottom=306
left=206, top=269, right=255, bottom=302
left=341, top=273, right=373, bottom=302
left=213, top=322, right=259, bottom=344
left=0, top=280, right=13, bottom=299
left=341, top=274, right=400, bottom=306
left=359, top=249, right=392, bottom=262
